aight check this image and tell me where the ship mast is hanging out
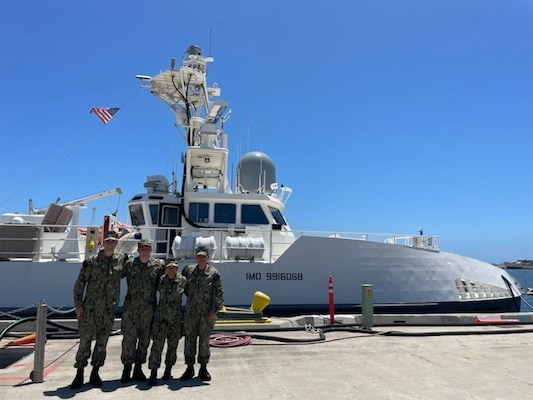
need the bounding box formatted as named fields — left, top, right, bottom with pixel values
left=137, top=45, right=232, bottom=195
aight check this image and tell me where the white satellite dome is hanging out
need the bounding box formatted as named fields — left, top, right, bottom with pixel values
left=237, top=151, right=277, bottom=194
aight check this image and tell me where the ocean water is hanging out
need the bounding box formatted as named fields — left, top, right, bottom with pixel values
left=505, top=269, right=533, bottom=312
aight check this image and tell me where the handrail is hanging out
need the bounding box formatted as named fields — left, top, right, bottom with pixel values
left=0, top=222, right=441, bottom=263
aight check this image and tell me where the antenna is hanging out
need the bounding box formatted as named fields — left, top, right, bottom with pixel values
left=208, top=28, right=213, bottom=57
left=171, top=171, right=178, bottom=195
left=230, top=161, right=234, bottom=192
left=246, top=120, right=250, bottom=153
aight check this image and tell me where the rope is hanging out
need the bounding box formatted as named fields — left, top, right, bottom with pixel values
left=520, top=294, right=533, bottom=311
left=0, top=302, right=75, bottom=320
left=46, top=305, right=76, bottom=315
left=0, top=303, right=46, bottom=319
left=209, top=333, right=252, bottom=347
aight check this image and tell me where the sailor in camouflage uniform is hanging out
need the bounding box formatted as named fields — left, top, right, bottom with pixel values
left=120, top=239, right=164, bottom=383
left=147, top=258, right=187, bottom=385
left=70, top=231, right=127, bottom=390
left=179, top=247, right=224, bottom=381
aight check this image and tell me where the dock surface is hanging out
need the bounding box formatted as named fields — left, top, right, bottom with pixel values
left=1, top=314, right=533, bottom=399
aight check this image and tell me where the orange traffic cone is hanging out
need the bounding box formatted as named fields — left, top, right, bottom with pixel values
left=2, top=333, right=37, bottom=348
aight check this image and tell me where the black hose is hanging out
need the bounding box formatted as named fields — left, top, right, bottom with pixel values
left=380, top=326, right=533, bottom=337
left=212, top=323, right=533, bottom=344
left=0, top=317, right=36, bottom=341
left=45, top=320, right=81, bottom=333
left=210, top=325, right=380, bottom=344
left=4, top=315, right=533, bottom=347
left=0, top=316, right=83, bottom=341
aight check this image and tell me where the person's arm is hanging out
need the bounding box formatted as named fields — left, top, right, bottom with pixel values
left=181, top=265, right=191, bottom=296
left=121, top=258, right=130, bottom=278
left=209, top=270, right=224, bottom=319
left=73, top=259, right=90, bottom=318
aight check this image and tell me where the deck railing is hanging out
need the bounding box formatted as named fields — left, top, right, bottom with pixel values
left=0, top=222, right=441, bottom=263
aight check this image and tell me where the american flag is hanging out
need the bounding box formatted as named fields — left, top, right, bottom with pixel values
left=90, top=107, right=120, bottom=124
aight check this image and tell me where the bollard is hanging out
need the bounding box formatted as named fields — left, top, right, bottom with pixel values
left=328, top=275, right=335, bottom=325
left=361, top=284, right=373, bottom=329
left=31, top=303, right=47, bottom=383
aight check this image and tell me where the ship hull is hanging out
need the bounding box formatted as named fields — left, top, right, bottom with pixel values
left=0, top=236, right=523, bottom=316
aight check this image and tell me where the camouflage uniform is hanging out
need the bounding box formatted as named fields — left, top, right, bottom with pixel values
left=181, top=263, right=224, bottom=365
left=148, top=273, right=187, bottom=370
left=121, top=256, right=164, bottom=366
left=73, top=250, right=126, bottom=368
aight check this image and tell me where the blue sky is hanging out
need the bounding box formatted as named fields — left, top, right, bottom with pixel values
left=1, top=1, right=532, bottom=263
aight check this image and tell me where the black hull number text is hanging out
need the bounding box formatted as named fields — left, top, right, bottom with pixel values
left=246, top=272, right=303, bottom=281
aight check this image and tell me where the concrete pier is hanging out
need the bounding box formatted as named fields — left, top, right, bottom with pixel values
left=1, top=313, right=533, bottom=399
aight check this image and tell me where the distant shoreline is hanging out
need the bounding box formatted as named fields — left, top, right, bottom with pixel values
left=497, top=260, right=533, bottom=270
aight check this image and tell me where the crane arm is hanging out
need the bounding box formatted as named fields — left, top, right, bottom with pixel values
left=59, top=188, right=123, bottom=207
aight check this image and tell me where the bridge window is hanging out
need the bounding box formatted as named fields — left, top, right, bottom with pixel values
left=242, top=204, right=269, bottom=224
left=269, top=207, right=286, bottom=225
left=149, top=204, right=159, bottom=225
left=129, top=204, right=145, bottom=226
left=161, top=205, right=179, bottom=226
left=215, top=203, right=236, bottom=224
left=189, top=202, right=209, bottom=223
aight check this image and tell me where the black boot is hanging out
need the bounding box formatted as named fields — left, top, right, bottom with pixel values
left=198, top=364, right=211, bottom=381
left=120, top=365, right=132, bottom=383
left=89, top=366, right=103, bottom=387
left=179, top=364, right=194, bottom=381
left=133, top=363, right=147, bottom=381
left=162, top=365, right=172, bottom=380
left=70, top=368, right=84, bottom=389
left=148, top=369, right=157, bottom=386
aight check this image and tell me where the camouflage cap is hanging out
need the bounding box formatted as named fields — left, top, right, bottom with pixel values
left=137, top=239, right=152, bottom=248
left=196, top=246, right=208, bottom=256
left=165, top=257, right=178, bottom=268
left=103, top=231, right=119, bottom=241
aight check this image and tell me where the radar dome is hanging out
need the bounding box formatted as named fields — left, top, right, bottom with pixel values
left=237, top=152, right=277, bottom=194
left=143, top=175, right=170, bottom=193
